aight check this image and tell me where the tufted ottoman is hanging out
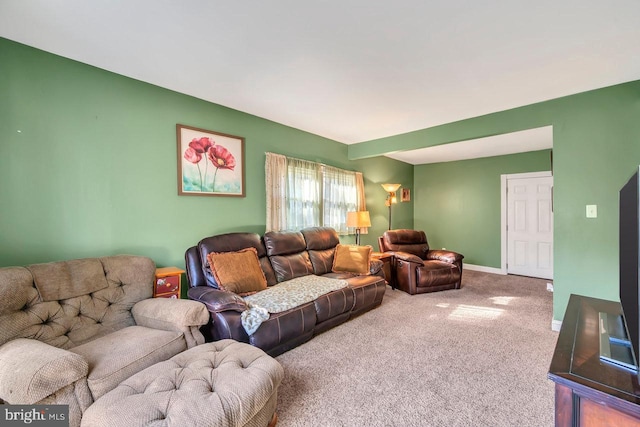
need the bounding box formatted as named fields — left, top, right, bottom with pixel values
left=81, top=340, right=284, bottom=427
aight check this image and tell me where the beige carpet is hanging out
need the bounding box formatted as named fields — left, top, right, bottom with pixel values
left=275, top=270, right=558, bottom=427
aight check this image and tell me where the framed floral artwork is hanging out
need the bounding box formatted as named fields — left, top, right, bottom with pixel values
left=177, top=124, right=245, bottom=197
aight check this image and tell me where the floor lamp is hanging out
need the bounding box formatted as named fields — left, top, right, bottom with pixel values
left=381, top=183, right=401, bottom=230
left=346, top=211, right=371, bottom=245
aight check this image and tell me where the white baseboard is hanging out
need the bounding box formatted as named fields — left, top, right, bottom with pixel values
left=551, top=319, right=562, bottom=332
left=464, top=264, right=506, bottom=275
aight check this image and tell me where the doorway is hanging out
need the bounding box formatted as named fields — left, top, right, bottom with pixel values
left=500, top=171, right=553, bottom=280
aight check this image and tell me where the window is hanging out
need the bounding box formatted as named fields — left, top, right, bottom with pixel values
left=265, top=152, right=365, bottom=233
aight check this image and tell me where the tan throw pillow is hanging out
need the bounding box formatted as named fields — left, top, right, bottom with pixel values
left=332, top=244, right=372, bottom=275
left=207, top=247, right=268, bottom=295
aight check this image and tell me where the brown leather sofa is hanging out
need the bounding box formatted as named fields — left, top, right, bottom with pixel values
left=379, top=229, right=464, bottom=295
left=185, top=227, right=386, bottom=356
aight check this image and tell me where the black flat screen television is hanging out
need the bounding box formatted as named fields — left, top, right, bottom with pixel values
left=619, top=166, right=640, bottom=368
left=600, top=166, right=640, bottom=373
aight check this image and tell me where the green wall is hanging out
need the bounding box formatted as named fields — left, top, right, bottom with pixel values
left=5, top=35, right=640, bottom=323
left=0, top=38, right=413, bottom=277
left=353, top=156, right=414, bottom=245
left=350, top=81, right=640, bottom=322
left=414, top=150, right=551, bottom=267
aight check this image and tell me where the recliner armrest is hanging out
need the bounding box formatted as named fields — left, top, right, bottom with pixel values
left=188, top=286, right=248, bottom=313
left=425, top=250, right=464, bottom=264
left=0, top=339, right=88, bottom=404
left=392, top=251, right=424, bottom=264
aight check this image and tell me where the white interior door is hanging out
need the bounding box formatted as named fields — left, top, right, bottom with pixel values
left=507, top=176, right=553, bottom=279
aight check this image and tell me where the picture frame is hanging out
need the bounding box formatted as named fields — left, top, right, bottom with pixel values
left=401, top=188, right=411, bottom=202
left=177, top=124, right=245, bottom=197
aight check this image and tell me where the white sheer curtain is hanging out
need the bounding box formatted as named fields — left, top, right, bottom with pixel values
left=323, top=165, right=358, bottom=234
left=265, top=152, right=366, bottom=233
left=286, top=157, right=321, bottom=231
left=265, top=153, right=288, bottom=232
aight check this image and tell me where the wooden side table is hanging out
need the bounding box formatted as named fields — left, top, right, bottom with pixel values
left=154, top=267, right=185, bottom=299
left=372, top=252, right=395, bottom=289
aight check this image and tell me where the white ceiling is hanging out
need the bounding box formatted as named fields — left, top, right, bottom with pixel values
left=387, top=126, right=553, bottom=165
left=1, top=1, right=639, bottom=164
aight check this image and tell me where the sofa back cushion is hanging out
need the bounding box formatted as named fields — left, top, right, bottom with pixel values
left=0, top=255, right=155, bottom=349
left=28, top=258, right=110, bottom=302
left=263, top=231, right=314, bottom=282
left=382, top=229, right=430, bottom=259
left=197, top=233, right=277, bottom=287
left=301, top=227, right=340, bottom=275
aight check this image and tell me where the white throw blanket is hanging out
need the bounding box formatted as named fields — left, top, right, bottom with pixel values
left=240, top=275, right=349, bottom=335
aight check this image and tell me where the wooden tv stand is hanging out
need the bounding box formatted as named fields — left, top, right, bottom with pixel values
left=548, top=294, right=640, bottom=426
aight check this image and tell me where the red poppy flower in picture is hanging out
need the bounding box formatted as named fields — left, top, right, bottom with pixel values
left=183, top=146, right=203, bottom=164
left=208, top=145, right=236, bottom=170
left=177, top=124, right=245, bottom=197
left=189, top=137, right=213, bottom=154
left=207, top=144, right=237, bottom=192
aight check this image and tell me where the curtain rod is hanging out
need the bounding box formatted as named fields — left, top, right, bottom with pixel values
left=265, top=151, right=361, bottom=175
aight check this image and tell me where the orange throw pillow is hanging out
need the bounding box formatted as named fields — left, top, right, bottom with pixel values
left=207, top=247, right=268, bottom=295
left=332, top=244, right=372, bottom=275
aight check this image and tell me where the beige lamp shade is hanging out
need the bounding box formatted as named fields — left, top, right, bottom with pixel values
left=347, top=211, right=371, bottom=245
left=347, top=211, right=372, bottom=228
left=381, top=183, right=401, bottom=193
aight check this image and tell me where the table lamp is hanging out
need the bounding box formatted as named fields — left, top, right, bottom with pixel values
left=346, top=210, right=371, bottom=245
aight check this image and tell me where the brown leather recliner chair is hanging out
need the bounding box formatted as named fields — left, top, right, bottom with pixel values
left=379, top=229, right=464, bottom=295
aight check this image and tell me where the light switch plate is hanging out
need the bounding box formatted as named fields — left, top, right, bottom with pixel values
left=586, top=204, right=597, bottom=218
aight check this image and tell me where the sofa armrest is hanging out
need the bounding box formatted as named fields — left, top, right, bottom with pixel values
left=188, top=286, right=248, bottom=313
left=132, top=298, right=210, bottom=348
left=0, top=339, right=88, bottom=404
left=369, top=259, right=384, bottom=275
left=426, top=250, right=464, bottom=264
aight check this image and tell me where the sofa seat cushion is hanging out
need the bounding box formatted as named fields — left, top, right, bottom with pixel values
left=313, top=287, right=354, bottom=323
left=70, top=325, right=186, bottom=400
left=416, top=261, right=460, bottom=288
left=343, top=275, right=386, bottom=317
left=244, top=275, right=348, bottom=314
left=241, top=275, right=348, bottom=335
left=321, top=272, right=355, bottom=280
left=249, top=303, right=317, bottom=353
left=318, top=274, right=386, bottom=319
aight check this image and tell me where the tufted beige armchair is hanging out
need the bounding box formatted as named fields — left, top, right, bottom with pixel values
left=0, top=255, right=209, bottom=427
